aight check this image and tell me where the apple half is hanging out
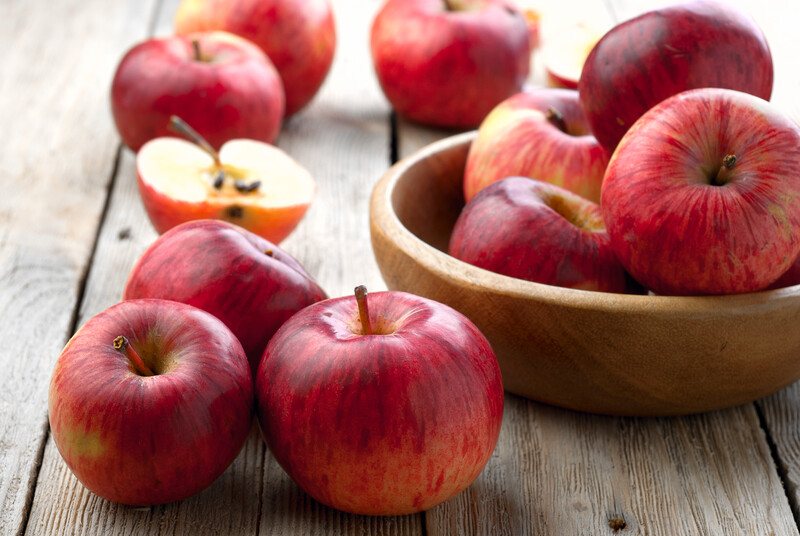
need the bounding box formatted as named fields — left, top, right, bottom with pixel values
left=543, top=21, right=601, bottom=89
left=137, top=135, right=315, bottom=244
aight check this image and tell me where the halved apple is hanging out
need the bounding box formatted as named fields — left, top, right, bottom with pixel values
left=542, top=21, right=601, bottom=89
left=136, top=136, right=314, bottom=244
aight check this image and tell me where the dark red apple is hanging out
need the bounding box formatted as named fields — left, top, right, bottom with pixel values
left=579, top=0, right=773, bottom=152
left=256, top=287, right=504, bottom=515
left=601, top=88, right=800, bottom=295
left=450, top=177, right=632, bottom=292
left=111, top=31, right=284, bottom=152
left=124, top=220, right=327, bottom=367
left=49, top=299, right=253, bottom=505
left=769, top=256, right=800, bottom=290
left=370, top=0, right=531, bottom=128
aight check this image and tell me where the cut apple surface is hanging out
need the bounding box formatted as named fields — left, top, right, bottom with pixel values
left=137, top=137, right=315, bottom=243
left=543, top=22, right=601, bottom=89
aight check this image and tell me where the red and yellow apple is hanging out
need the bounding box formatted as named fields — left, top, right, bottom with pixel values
left=464, top=89, right=608, bottom=203
left=370, top=0, right=531, bottom=129
left=111, top=31, right=284, bottom=151
left=175, top=0, right=336, bottom=116
left=49, top=299, right=253, bottom=505
left=124, top=220, right=327, bottom=367
left=602, top=88, right=800, bottom=295
left=579, top=0, right=773, bottom=152
left=451, top=177, right=632, bottom=293
left=256, top=287, right=504, bottom=515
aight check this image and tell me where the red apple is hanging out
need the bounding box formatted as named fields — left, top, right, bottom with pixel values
left=769, top=256, right=800, bottom=290
left=175, top=0, right=336, bottom=116
left=601, top=88, right=800, bottom=296
left=48, top=299, right=253, bottom=505
left=124, top=220, right=327, bottom=367
left=450, top=177, right=632, bottom=293
left=464, top=88, right=608, bottom=203
left=579, top=0, right=773, bottom=152
left=370, top=0, right=530, bottom=129
left=137, top=117, right=314, bottom=243
left=256, top=286, right=504, bottom=515
left=111, top=31, right=284, bottom=152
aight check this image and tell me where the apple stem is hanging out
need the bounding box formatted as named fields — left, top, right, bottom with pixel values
left=713, top=154, right=737, bottom=185
left=192, top=39, right=202, bottom=62
left=545, top=107, right=568, bottom=134
left=168, top=115, right=221, bottom=166
left=354, top=285, right=373, bottom=335
left=113, top=336, right=155, bottom=377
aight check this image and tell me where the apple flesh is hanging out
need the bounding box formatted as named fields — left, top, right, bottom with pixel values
left=451, top=177, right=632, bottom=293
left=111, top=31, right=284, bottom=151
left=542, top=21, right=601, bottom=89
left=370, top=0, right=530, bottom=128
left=579, top=0, right=773, bottom=152
left=256, top=287, right=504, bottom=515
left=464, top=88, right=608, bottom=203
left=137, top=120, right=314, bottom=243
left=175, top=0, right=336, bottom=116
left=49, top=299, right=253, bottom=505
left=601, top=88, right=800, bottom=295
left=124, top=220, right=327, bottom=367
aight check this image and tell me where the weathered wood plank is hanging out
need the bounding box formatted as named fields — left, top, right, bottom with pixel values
left=0, top=0, right=159, bottom=533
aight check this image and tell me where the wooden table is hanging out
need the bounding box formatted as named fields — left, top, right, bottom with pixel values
left=4, top=0, right=800, bottom=533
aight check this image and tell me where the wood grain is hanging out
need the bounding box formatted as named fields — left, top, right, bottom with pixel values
left=0, top=0, right=159, bottom=533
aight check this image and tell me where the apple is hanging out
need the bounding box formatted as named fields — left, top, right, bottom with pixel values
left=450, top=177, right=632, bottom=293
left=48, top=299, right=253, bottom=505
left=124, top=220, right=327, bottom=367
left=174, top=0, right=336, bottom=116
left=111, top=31, right=284, bottom=152
left=579, top=0, right=773, bottom=152
left=370, top=0, right=531, bottom=129
left=137, top=116, right=314, bottom=243
left=256, top=286, right=504, bottom=515
left=769, top=256, right=800, bottom=290
left=464, top=88, right=608, bottom=203
left=601, top=88, right=800, bottom=296
left=542, top=21, right=601, bottom=89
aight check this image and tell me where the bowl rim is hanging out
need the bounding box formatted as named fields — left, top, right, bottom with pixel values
left=371, top=131, right=800, bottom=315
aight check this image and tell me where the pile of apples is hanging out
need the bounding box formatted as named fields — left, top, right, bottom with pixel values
left=450, top=0, right=800, bottom=296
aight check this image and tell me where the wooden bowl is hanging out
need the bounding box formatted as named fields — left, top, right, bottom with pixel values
left=369, top=132, right=800, bottom=416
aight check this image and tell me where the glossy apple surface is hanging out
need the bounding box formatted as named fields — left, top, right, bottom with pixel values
left=124, top=220, right=327, bottom=367
left=137, top=136, right=314, bottom=243
left=464, top=88, right=608, bottom=203
left=49, top=299, right=253, bottom=505
left=602, top=88, right=800, bottom=295
left=256, top=288, right=504, bottom=515
left=579, top=0, right=773, bottom=152
left=111, top=31, right=284, bottom=151
left=175, top=0, right=335, bottom=116
left=451, top=177, right=631, bottom=292
left=370, top=0, right=530, bottom=128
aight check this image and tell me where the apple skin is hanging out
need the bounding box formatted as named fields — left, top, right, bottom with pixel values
left=769, top=256, right=800, bottom=290
left=464, top=88, right=608, bottom=203
left=579, top=0, right=773, bottom=152
left=48, top=299, right=253, bottom=505
left=111, top=31, right=284, bottom=152
left=124, top=220, right=327, bottom=367
left=451, top=177, right=632, bottom=293
left=601, top=88, right=800, bottom=296
left=370, top=0, right=530, bottom=129
left=175, top=0, right=335, bottom=116
left=256, top=290, right=504, bottom=515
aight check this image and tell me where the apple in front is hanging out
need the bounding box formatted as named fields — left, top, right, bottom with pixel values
left=49, top=299, right=253, bottom=505
left=137, top=117, right=314, bottom=243
left=175, top=0, right=336, bottom=116
left=370, top=0, right=530, bottom=128
left=602, top=88, right=800, bottom=296
left=464, top=88, right=608, bottom=203
left=579, top=0, right=773, bottom=152
left=256, top=287, right=504, bottom=515
left=111, top=31, right=284, bottom=151
left=451, top=177, right=632, bottom=292
left=124, top=220, right=327, bottom=368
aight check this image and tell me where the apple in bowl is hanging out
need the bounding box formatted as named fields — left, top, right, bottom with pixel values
left=49, top=299, right=253, bottom=505
left=464, top=88, right=608, bottom=203
left=111, top=31, right=284, bottom=151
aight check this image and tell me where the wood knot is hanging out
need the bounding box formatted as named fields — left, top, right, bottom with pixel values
left=608, top=517, right=627, bottom=532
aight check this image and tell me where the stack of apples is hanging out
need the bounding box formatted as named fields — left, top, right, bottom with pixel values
left=451, top=0, right=800, bottom=296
